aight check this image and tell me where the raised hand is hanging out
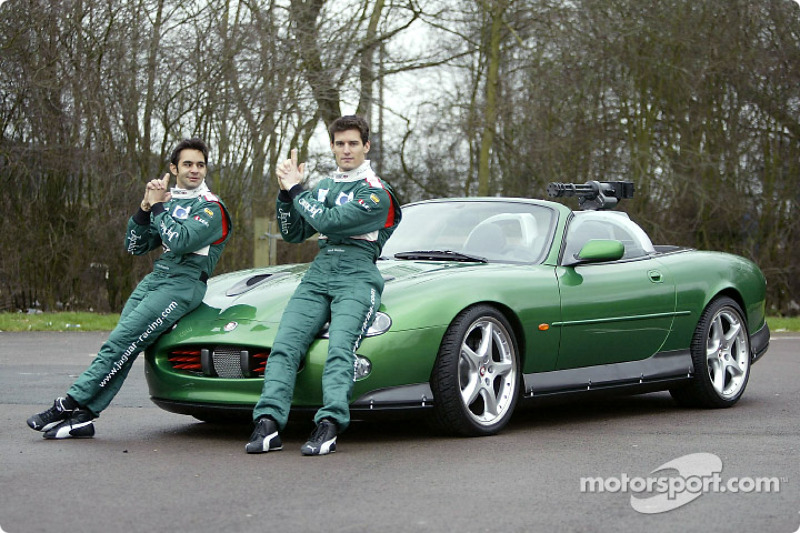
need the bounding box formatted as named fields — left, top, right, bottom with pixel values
left=277, top=148, right=305, bottom=191
left=146, top=173, right=172, bottom=205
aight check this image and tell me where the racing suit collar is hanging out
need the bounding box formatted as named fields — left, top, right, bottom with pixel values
left=170, top=181, right=209, bottom=199
left=333, top=161, right=375, bottom=183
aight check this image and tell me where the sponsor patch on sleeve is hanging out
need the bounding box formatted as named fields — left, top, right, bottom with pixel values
left=193, top=215, right=210, bottom=227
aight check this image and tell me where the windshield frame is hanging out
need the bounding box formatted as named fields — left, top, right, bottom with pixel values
left=382, top=199, right=559, bottom=265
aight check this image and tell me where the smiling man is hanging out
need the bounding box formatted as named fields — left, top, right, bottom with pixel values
left=247, top=115, right=402, bottom=456
left=27, top=138, right=232, bottom=439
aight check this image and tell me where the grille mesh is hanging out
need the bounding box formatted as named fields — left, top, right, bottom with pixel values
left=211, top=347, right=245, bottom=378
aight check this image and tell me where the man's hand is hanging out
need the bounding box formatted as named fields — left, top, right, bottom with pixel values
left=145, top=173, right=172, bottom=206
left=277, top=148, right=305, bottom=191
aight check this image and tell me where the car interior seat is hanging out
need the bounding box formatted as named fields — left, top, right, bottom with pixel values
left=462, top=222, right=507, bottom=258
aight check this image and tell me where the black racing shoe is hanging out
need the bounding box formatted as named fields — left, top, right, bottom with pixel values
left=27, top=396, right=78, bottom=432
left=300, top=419, right=337, bottom=456
left=42, top=409, right=95, bottom=440
left=245, top=417, right=283, bottom=454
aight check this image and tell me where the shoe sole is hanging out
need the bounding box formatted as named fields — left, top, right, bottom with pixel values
left=245, top=431, right=283, bottom=454
left=301, top=437, right=337, bottom=456
left=43, top=422, right=95, bottom=440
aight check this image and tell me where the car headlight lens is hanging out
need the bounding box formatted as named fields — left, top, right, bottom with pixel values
left=354, top=356, right=372, bottom=380
left=319, top=311, right=392, bottom=338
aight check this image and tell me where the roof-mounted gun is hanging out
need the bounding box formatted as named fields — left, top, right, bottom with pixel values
left=546, top=180, right=634, bottom=211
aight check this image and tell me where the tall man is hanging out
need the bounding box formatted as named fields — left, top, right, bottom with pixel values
left=27, top=138, right=232, bottom=439
left=247, top=115, right=401, bottom=456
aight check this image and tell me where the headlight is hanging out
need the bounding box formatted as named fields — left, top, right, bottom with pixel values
left=319, top=311, right=392, bottom=338
left=354, top=356, right=372, bottom=379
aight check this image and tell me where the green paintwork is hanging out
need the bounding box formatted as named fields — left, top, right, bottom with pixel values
left=144, top=197, right=768, bottom=416
left=576, top=239, right=625, bottom=263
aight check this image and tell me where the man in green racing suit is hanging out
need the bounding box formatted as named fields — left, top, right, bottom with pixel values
left=27, top=138, right=232, bottom=439
left=247, top=115, right=401, bottom=456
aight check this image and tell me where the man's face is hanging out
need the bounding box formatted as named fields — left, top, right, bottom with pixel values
left=331, top=129, right=369, bottom=171
left=170, top=149, right=207, bottom=190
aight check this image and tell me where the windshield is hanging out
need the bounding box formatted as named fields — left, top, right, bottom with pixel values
left=382, top=200, right=556, bottom=264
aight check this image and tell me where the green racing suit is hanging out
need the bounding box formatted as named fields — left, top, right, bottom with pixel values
left=68, top=183, right=232, bottom=416
left=253, top=160, right=402, bottom=431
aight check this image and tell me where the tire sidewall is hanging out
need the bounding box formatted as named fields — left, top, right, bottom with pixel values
left=431, top=305, right=521, bottom=436
left=689, top=296, right=751, bottom=407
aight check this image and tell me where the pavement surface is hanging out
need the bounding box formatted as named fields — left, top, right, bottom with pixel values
left=1, top=332, right=798, bottom=533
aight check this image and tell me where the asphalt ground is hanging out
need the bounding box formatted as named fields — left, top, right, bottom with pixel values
left=1, top=332, right=798, bottom=533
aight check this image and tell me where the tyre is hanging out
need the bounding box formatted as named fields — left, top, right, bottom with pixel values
left=430, top=305, right=521, bottom=436
left=670, top=296, right=751, bottom=408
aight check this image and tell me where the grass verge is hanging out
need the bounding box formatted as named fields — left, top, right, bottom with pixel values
left=1, top=311, right=799, bottom=332
left=0, top=312, right=121, bottom=332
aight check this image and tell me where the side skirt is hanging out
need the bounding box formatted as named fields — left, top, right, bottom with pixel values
left=523, top=349, right=694, bottom=398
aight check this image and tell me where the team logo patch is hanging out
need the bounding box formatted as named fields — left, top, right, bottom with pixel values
left=370, top=193, right=380, bottom=204
left=172, top=205, right=191, bottom=219
left=336, top=192, right=354, bottom=205
left=193, top=215, right=209, bottom=227
left=318, top=189, right=329, bottom=202
left=204, top=208, right=214, bottom=217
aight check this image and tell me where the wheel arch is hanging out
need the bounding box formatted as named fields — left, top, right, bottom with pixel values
left=439, top=300, right=527, bottom=367
left=708, top=287, right=748, bottom=328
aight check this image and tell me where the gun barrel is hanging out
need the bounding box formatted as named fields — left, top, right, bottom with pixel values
left=546, top=182, right=597, bottom=198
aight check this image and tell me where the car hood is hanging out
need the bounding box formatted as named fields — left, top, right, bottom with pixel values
left=191, top=260, right=487, bottom=325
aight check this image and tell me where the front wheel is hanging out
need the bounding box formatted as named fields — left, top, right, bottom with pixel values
left=430, top=305, right=521, bottom=436
left=670, top=296, right=751, bottom=408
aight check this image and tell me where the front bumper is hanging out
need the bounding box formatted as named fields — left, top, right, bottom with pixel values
left=151, top=382, right=435, bottom=422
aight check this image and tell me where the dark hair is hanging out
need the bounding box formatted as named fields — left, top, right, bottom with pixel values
left=170, top=138, right=209, bottom=167
left=328, top=115, right=370, bottom=144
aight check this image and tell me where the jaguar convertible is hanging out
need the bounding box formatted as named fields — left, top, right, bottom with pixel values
left=144, top=181, right=770, bottom=436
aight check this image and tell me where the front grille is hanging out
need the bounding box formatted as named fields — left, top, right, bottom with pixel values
left=211, top=347, right=245, bottom=378
left=166, top=346, right=272, bottom=378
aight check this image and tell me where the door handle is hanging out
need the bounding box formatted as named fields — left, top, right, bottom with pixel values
left=648, top=270, right=663, bottom=283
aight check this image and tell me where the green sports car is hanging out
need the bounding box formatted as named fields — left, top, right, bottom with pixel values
left=145, top=181, right=770, bottom=436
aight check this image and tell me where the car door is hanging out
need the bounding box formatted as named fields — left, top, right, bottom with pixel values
left=554, top=212, right=676, bottom=369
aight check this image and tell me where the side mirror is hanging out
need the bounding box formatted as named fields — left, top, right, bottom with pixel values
left=566, top=239, right=624, bottom=266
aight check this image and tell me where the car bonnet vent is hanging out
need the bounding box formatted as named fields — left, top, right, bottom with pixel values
left=225, top=272, right=289, bottom=296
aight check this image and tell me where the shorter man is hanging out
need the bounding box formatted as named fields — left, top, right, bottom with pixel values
left=27, top=138, right=231, bottom=439
left=247, top=115, right=401, bottom=455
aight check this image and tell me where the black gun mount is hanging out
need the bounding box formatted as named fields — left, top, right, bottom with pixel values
left=546, top=180, right=634, bottom=211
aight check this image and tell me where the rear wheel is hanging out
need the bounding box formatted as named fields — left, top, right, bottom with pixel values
left=430, top=305, right=521, bottom=436
left=670, top=297, right=751, bottom=408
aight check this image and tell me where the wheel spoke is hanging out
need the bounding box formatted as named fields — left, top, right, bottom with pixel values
left=723, top=318, right=742, bottom=344
left=480, top=387, right=500, bottom=416
left=709, top=358, right=725, bottom=393
left=476, top=322, right=493, bottom=359
left=493, top=359, right=513, bottom=377
left=723, top=357, right=744, bottom=378
left=460, top=343, right=482, bottom=370
left=461, top=375, right=481, bottom=406
left=706, top=316, right=723, bottom=358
